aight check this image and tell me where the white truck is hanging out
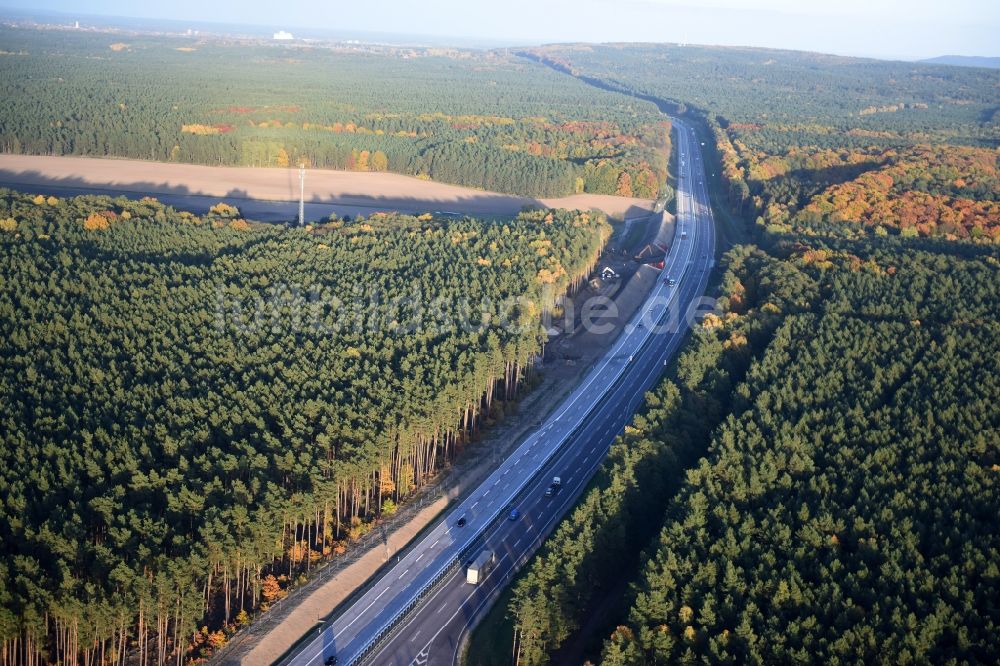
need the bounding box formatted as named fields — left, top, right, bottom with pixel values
left=466, top=549, right=495, bottom=585
left=544, top=476, right=562, bottom=497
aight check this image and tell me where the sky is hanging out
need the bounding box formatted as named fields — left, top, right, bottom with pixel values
left=3, top=0, right=999, bottom=60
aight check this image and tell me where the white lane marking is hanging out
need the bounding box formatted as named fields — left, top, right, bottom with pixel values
left=415, top=553, right=424, bottom=562
left=398, top=569, right=409, bottom=579
left=405, top=553, right=510, bottom=660
left=324, top=128, right=713, bottom=663
left=514, top=537, right=523, bottom=548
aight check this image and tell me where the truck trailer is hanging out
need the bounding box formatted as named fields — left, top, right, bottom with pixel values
left=466, top=549, right=495, bottom=584
left=544, top=476, right=562, bottom=497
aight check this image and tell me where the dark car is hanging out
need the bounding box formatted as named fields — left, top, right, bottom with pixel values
left=325, top=656, right=337, bottom=666
left=456, top=516, right=467, bottom=527
left=508, top=508, right=521, bottom=521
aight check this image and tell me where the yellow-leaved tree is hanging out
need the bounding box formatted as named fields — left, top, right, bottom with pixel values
left=616, top=171, right=633, bottom=197
left=83, top=213, right=110, bottom=231
left=356, top=150, right=370, bottom=171
left=370, top=150, right=388, bottom=172
left=276, top=148, right=290, bottom=168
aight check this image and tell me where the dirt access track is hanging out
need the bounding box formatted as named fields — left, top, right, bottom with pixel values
left=0, top=155, right=654, bottom=221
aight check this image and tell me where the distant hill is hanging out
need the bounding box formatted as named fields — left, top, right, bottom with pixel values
left=921, top=55, right=1000, bottom=69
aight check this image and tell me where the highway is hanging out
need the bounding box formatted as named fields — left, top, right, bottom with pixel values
left=282, top=117, right=717, bottom=666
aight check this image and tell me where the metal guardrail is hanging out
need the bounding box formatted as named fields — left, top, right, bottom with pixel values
left=454, top=124, right=716, bottom=662
left=203, top=119, right=705, bottom=666
left=353, top=556, right=462, bottom=665
left=274, top=337, right=631, bottom=665
left=348, top=407, right=591, bottom=665
left=338, top=140, right=697, bottom=665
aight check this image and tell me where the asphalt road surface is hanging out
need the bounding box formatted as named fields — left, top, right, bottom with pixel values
left=282, top=117, right=717, bottom=666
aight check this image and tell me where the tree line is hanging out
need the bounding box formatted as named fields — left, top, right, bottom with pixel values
left=0, top=27, right=668, bottom=198
left=523, top=43, right=998, bottom=242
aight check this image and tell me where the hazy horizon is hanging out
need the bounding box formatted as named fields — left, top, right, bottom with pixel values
left=1, top=0, right=998, bottom=61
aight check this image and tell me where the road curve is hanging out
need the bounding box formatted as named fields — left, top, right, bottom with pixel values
left=278, top=117, right=716, bottom=666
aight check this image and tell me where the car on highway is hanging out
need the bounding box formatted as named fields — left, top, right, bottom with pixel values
left=508, top=508, right=521, bottom=521
left=666, top=277, right=677, bottom=286
left=324, top=656, right=337, bottom=665
left=455, top=516, right=467, bottom=527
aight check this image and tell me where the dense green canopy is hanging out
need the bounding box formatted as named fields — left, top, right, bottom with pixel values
left=606, top=240, right=999, bottom=664
left=503, top=237, right=999, bottom=665
left=0, top=190, right=609, bottom=664
left=498, top=43, right=998, bottom=666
